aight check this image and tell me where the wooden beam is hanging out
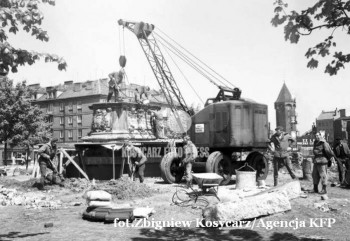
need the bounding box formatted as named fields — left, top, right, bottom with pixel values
left=61, top=149, right=89, bottom=181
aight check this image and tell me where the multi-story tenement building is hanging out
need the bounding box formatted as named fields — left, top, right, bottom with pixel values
left=315, top=109, right=340, bottom=144
left=29, top=79, right=170, bottom=147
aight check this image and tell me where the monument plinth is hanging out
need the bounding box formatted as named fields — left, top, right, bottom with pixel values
left=81, top=101, right=161, bottom=142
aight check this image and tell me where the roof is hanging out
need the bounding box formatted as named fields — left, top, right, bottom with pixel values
left=275, top=83, right=293, bottom=103
left=317, top=110, right=337, bottom=121
left=31, top=79, right=172, bottom=105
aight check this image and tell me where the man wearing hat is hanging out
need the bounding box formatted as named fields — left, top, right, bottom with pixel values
left=182, top=135, right=198, bottom=188
left=37, top=137, right=59, bottom=190
left=269, top=126, right=297, bottom=186
left=107, top=69, right=125, bottom=102
left=333, top=137, right=350, bottom=185
left=124, top=140, right=148, bottom=183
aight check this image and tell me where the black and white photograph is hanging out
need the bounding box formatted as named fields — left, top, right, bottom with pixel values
left=0, top=0, right=350, bottom=240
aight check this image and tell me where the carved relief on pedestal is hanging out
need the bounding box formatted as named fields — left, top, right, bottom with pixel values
left=92, top=108, right=113, bottom=132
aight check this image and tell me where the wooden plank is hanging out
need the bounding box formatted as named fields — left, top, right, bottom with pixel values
left=61, top=149, right=89, bottom=181
left=76, top=146, right=87, bottom=175
left=59, top=151, right=63, bottom=174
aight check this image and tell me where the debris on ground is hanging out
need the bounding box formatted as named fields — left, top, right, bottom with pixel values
left=0, top=186, right=62, bottom=209
left=64, top=178, right=91, bottom=193
left=94, top=177, right=157, bottom=200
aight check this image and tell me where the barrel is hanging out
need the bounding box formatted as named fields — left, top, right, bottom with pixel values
left=302, top=158, right=313, bottom=181
left=235, top=163, right=256, bottom=190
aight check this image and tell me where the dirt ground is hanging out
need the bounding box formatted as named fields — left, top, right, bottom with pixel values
left=1, top=166, right=350, bottom=241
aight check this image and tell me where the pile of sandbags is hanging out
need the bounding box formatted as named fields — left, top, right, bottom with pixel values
left=83, top=190, right=134, bottom=222
left=85, top=190, right=112, bottom=208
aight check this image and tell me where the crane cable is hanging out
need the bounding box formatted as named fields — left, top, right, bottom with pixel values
left=161, top=39, right=204, bottom=105
left=160, top=40, right=205, bottom=105
left=154, top=32, right=230, bottom=89
left=156, top=35, right=223, bottom=89
left=119, top=25, right=130, bottom=85
left=155, top=28, right=236, bottom=89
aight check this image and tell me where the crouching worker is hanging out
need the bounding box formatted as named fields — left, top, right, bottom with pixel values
left=37, top=138, right=60, bottom=190
left=124, top=141, right=147, bottom=183
left=182, top=135, right=198, bottom=188
left=311, top=132, right=335, bottom=194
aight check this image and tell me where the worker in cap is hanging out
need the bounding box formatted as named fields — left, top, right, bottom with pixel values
left=37, top=137, right=59, bottom=190
left=107, top=68, right=125, bottom=102
left=269, top=126, right=297, bottom=186
left=182, top=135, right=198, bottom=188
left=123, top=140, right=148, bottom=183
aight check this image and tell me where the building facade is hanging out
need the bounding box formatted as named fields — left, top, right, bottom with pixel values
left=315, top=109, right=340, bottom=144
left=274, top=83, right=298, bottom=136
left=29, top=79, right=171, bottom=147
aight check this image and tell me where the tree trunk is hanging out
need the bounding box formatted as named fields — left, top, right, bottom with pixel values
left=4, top=142, right=7, bottom=166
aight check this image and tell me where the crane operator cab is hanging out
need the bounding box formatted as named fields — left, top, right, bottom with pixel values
left=205, top=86, right=242, bottom=107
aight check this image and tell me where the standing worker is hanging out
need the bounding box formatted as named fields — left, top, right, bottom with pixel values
left=269, top=126, right=297, bottom=186
left=182, top=135, right=198, bottom=188
left=107, top=69, right=125, bottom=102
left=311, top=132, right=335, bottom=194
left=333, top=137, right=350, bottom=185
left=150, top=110, right=165, bottom=139
left=124, top=141, right=147, bottom=183
left=37, top=138, right=59, bottom=190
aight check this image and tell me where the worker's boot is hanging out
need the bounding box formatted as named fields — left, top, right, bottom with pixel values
left=319, top=185, right=327, bottom=194
left=309, top=184, right=318, bottom=193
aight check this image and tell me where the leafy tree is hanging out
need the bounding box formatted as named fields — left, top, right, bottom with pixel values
left=271, top=0, right=350, bottom=75
left=0, top=77, right=51, bottom=166
left=0, top=0, right=67, bottom=75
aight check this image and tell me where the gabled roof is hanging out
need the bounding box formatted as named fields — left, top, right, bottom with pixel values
left=317, top=110, right=337, bottom=120
left=275, top=83, right=293, bottom=103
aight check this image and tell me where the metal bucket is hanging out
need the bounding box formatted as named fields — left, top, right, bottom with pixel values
left=235, top=163, right=256, bottom=190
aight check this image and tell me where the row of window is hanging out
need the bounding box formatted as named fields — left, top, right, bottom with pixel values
left=59, top=129, right=83, bottom=139
left=47, top=101, right=83, bottom=112
left=59, top=115, right=83, bottom=125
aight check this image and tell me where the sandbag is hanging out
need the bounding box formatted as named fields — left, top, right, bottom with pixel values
left=85, top=190, right=112, bottom=201
left=133, top=207, right=155, bottom=218
left=87, top=200, right=112, bottom=208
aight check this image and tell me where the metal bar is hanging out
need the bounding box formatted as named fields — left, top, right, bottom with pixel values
left=112, top=145, right=115, bottom=180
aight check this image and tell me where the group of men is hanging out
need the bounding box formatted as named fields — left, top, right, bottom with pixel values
left=107, top=68, right=152, bottom=105
left=269, top=126, right=350, bottom=194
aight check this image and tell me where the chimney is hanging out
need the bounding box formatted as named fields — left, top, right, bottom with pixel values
left=73, top=82, right=82, bottom=92
left=339, top=109, right=346, bottom=118
left=64, top=80, right=73, bottom=88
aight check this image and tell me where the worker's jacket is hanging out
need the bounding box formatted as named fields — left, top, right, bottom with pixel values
left=333, top=141, right=350, bottom=159
left=313, top=138, right=334, bottom=164
left=183, top=141, right=198, bottom=164
left=269, top=132, right=294, bottom=158
left=128, top=146, right=147, bottom=166
left=108, top=71, right=124, bottom=88
left=38, top=142, right=56, bottom=163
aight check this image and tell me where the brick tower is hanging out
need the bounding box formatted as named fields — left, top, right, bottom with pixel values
left=274, top=83, right=297, bottom=136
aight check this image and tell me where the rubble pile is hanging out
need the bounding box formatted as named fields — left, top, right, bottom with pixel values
left=95, top=177, right=156, bottom=200
left=0, top=186, right=62, bottom=209
left=64, top=178, right=91, bottom=192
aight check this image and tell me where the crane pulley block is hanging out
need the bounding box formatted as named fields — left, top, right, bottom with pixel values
left=133, top=22, right=154, bottom=39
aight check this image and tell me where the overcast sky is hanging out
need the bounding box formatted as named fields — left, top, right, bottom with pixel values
left=7, top=0, right=350, bottom=134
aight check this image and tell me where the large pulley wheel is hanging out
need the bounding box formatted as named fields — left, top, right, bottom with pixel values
left=205, top=151, right=232, bottom=185
left=247, top=152, right=269, bottom=181
left=160, top=152, right=184, bottom=184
